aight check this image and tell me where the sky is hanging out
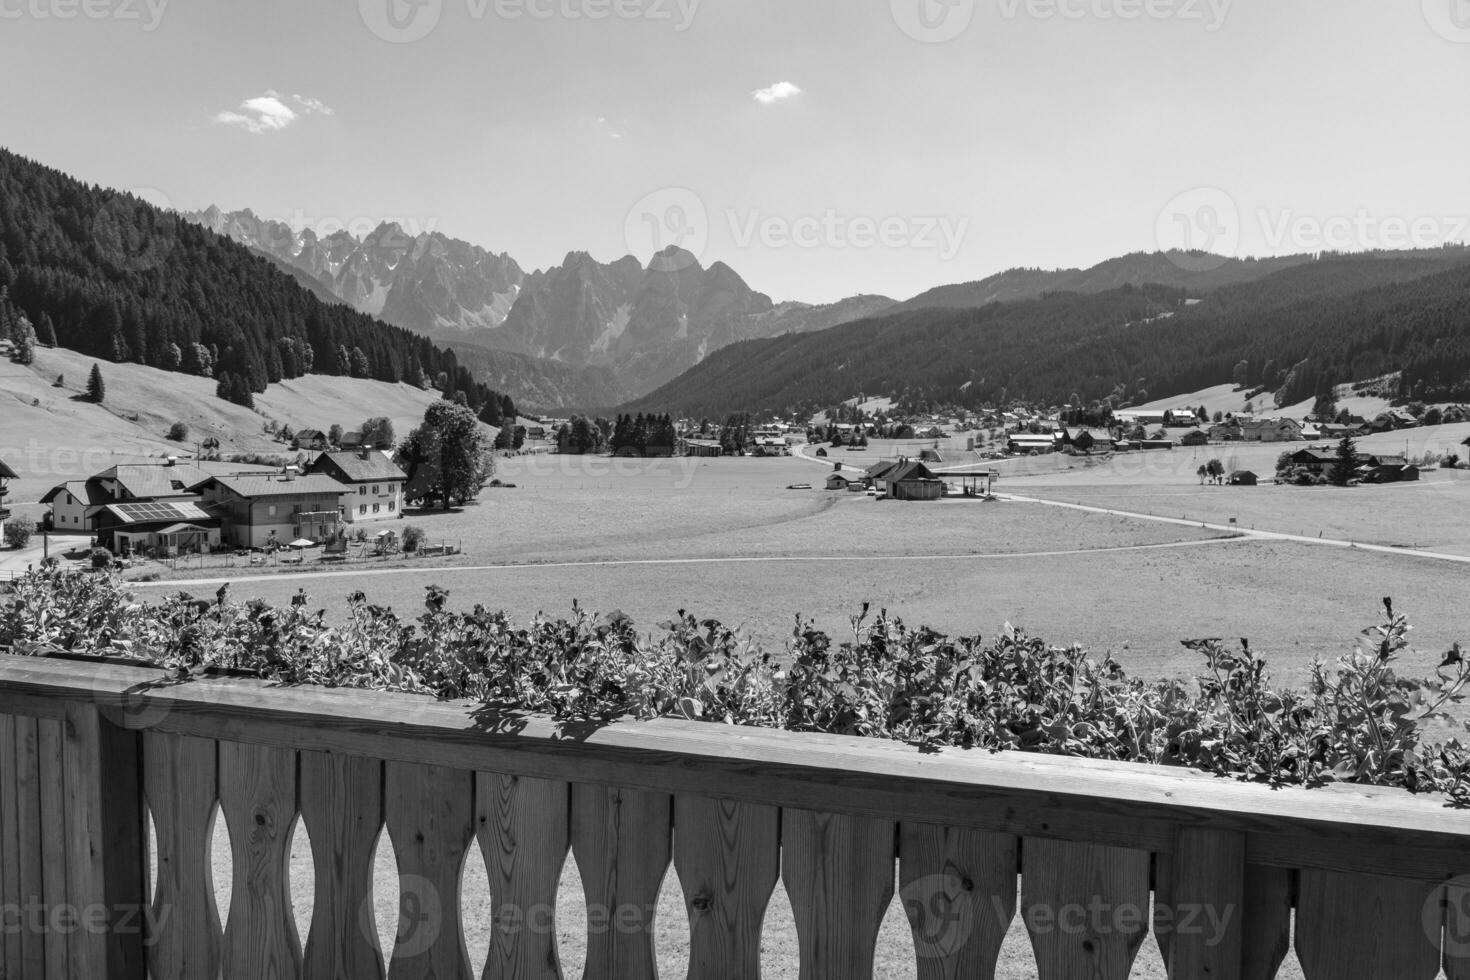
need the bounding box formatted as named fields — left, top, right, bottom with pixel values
left=1, top=0, right=1468, bottom=303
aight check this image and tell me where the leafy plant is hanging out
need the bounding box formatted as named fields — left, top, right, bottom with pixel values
left=2, top=571, right=1468, bottom=804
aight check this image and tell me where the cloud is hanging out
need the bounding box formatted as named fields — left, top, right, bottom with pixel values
left=751, top=81, right=802, bottom=105
left=213, top=91, right=334, bottom=135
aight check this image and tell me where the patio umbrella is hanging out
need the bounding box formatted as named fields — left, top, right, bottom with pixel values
left=288, top=539, right=316, bottom=549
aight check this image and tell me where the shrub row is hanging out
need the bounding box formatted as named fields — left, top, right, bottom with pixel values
left=2, top=568, right=1468, bottom=803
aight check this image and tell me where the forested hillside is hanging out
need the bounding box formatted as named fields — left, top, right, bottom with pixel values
left=623, top=250, right=1470, bottom=417
left=0, top=148, right=513, bottom=417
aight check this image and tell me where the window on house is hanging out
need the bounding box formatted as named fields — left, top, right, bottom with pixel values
left=359, top=486, right=367, bottom=495
left=388, top=500, right=395, bottom=511
left=268, top=505, right=277, bottom=517
left=359, top=504, right=367, bottom=515
left=373, top=503, right=380, bottom=513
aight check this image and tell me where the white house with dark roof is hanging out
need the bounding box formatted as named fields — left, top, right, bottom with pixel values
left=306, top=450, right=407, bottom=524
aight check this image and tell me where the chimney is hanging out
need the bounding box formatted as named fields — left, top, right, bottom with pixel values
left=165, top=456, right=177, bottom=467
left=359, top=448, right=372, bottom=461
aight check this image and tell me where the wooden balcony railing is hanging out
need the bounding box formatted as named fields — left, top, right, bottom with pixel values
left=2, top=655, right=1469, bottom=979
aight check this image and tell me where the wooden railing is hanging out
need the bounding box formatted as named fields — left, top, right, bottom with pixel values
left=1, top=655, right=1469, bottom=979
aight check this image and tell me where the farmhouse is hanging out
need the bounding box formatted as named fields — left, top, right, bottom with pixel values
left=863, top=459, right=903, bottom=491
left=293, top=429, right=329, bottom=452
left=41, top=461, right=213, bottom=533
left=1179, top=429, right=1209, bottom=447
left=1358, top=458, right=1421, bottom=484
left=1230, top=471, right=1259, bottom=486
left=1007, top=433, right=1059, bottom=455
left=1238, top=418, right=1304, bottom=442
left=825, top=467, right=865, bottom=492
left=97, top=500, right=221, bottom=557
left=1061, top=428, right=1113, bottom=454
left=1208, top=421, right=1241, bottom=441
left=683, top=439, right=723, bottom=458
left=190, top=473, right=345, bottom=550
left=306, top=450, right=406, bottom=524
left=885, top=460, right=945, bottom=501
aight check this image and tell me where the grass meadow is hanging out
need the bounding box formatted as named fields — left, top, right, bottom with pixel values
left=122, top=445, right=1470, bottom=979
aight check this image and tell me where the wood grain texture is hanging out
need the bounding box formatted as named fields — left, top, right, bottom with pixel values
left=36, top=719, right=69, bottom=980
left=1153, top=828, right=1244, bottom=979
left=384, top=761, right=475, bottom=980
left=475, top=772, right=570, bottom=980
left=11, top=715, right=43, bottom=979
left=570, top=784, right=672, bottom=980
left=1295, top=869, right=1441, bottom=980
left=1, top=715, right=22, bottom=980
left=218, top=740, right=300, bottom=980
left=782, top=809, right=897, bottom=980
left=299, top=752, right=385, bottom=980
left=673, top=795, right=780, bottom=980
left=144, top=732, right=221, bottom=980
left=62, top=702, right=147, bottom=980
left=899, top=822, right=1017, bottom=980
left=1021, top=838, right=1151, bottom=980
left=1241, top=865, right=1293, bottom=980
left=11, top=659, right=1470, bottom=885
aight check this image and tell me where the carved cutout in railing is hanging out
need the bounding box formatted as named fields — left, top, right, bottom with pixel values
left=3, top=658, right=1470, bottom=980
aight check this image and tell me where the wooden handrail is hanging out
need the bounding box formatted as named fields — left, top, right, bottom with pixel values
left=3, top=655, right=1468, bottom=979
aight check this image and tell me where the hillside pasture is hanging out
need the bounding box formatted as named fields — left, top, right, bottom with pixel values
left=0, top=347, right=475, bottom=506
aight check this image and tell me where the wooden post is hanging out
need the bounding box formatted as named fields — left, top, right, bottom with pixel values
left=61, top=702, right=148, bottom=980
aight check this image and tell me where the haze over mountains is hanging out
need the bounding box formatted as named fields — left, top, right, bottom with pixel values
left=185, top=208, right=898, bottom=407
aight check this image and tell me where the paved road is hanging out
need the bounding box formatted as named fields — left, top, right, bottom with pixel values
left=790, top=441, right=1470, bottom=565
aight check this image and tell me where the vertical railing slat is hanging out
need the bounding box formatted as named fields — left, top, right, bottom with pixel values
left=1, top=715, right=23, bottom=980
left=1445, top=875, right=1470, bottom=980
left=219, top=740, right=301, bottom=980
left=1295, top=870, right=1440, bottom=979
left=673, top=795, right=780, bottom=980
left=300, top=751, right=385, bottom=980
left=571, top=784, right=673, bottom=980
left=62, top=702, right=147, bottom=980
left=143, top=732, right=221, bottom=980
left=384, top=761, right=476, bottom=980
left=1154, top=828, right=1244, bottom=978
left=899, top=822, right=1017, bottom=980
left=476, top=773, right=571, bottom=980
left=1022, top=838, right=1150, bottom=980
left=782, top=809, right=897, bottom=980
left=1241, top=865, right=1293, bottom=980
left=37, top=718, right=69, bottom=980
left=12, top=715, right=43, bottom=979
